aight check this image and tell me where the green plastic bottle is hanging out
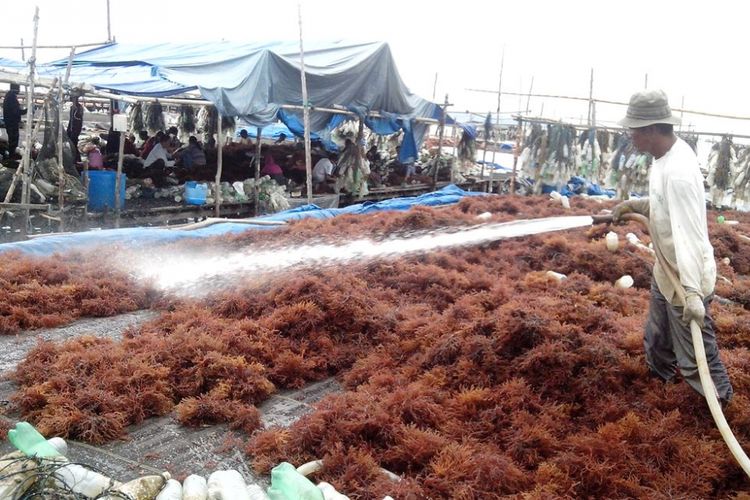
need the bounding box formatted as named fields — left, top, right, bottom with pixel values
left=267, top=462, right=324, bottom=500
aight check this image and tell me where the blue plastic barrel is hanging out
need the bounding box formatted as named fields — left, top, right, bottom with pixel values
left=184, top=181, right=208, bottom=205
left=86, top=171, right=126, bottom=211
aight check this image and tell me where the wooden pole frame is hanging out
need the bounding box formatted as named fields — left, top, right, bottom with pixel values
left=114, top=130, right=125, bottom=227
left=298, top=3, right=313, bottom=204
left=255, top=127, right=262, bottom=216
left=20, top=7, right=40, bottom=236
left=433, top=94, right=448, bottom=186
left=215, top=110, right=223, bottom=217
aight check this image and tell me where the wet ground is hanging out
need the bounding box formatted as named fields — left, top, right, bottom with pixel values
left=0, top=310, right=341, bottom=485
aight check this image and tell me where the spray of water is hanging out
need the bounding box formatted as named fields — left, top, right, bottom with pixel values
left=125, top=215, right=594, bottom=296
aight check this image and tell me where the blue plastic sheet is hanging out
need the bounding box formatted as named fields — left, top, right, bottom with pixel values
left=0, top=185, right=486, bottom=257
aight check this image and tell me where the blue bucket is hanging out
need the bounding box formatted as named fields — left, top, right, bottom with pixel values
left=185, top=181, right=208, bottom=205
left=86, top=170, right=126, bottom=211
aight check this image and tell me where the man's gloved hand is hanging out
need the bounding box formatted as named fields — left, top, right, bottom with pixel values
left=611, top=198, right=650, bottom=223
left=683, top=293, right=706, bottom=327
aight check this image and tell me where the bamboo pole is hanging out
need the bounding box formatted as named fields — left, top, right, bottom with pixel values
left=255, top=127, right=262, bottom=215
left=20, top=7, right=39, bottom=237
left=491, top=46, right=505, bottom=169
left=0, top=41, right=110, bottom=50
left=298, top=3, right=313, bottom=204
left=56, top=81, right=65, bottom=231
left=20, top=38, right=25, bottom=61
left=510, top=115, right=522, bottom=194
left=114, top=131, right=125, bottom=227
left=106, top=0, right=112, bottom=42
left=57, top=47, right=76, bottom=230
left=587, top=68, right=594, bottom=126
left=433, top=94, right=448, bottom=186
left=214, top=110, right=223, bottom=217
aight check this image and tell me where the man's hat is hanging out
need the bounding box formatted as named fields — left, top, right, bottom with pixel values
left=618, top=89, right=681, bottom=128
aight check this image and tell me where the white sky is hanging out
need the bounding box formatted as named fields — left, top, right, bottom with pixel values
left=2, top=0, right=750, bottom=136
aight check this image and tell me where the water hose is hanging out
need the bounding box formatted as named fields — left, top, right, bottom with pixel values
left=595, top=212, right=750, bottom=477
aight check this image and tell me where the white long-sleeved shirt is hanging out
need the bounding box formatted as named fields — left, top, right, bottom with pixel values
left=649, top=137, right=716, bottom=305
left=144, top=143, right=175, bottom=168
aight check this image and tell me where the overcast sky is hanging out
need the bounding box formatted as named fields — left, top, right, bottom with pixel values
left=2, top=0, right=749, bottom=136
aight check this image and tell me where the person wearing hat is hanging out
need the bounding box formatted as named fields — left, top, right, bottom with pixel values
left=612, top=89, right=732, bottom=406
left=2, top=83, right=27, bottom=157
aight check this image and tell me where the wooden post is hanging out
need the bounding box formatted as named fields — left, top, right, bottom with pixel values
left=356, top=118, right=366, bottom=197
left=20, top=7, right=39, bottom=237
left=214, top=110, right=223, bottom=217
left=114, top=130, right=125, bottom=227
left=491, top=46, right=505, bottom=169
left=56, top=47, right=76, bottom=231
left=525, top=76, right=534, bottom=116
left=298, top=3, right=313, bottom=204
left=433, top=94, right=448, bottom=186
left=510, top=115, right=522, bottom=195
left=83, top=158, right=90, bottom=221
left=255, top=127, right=262, bottom=215
left=56, top=81, right=65, bottom=231
left=587, top=68, right=594, bottom=126
left=106, top=0, right=112, bottom=42
left=680, top=96, right=685, bottom=132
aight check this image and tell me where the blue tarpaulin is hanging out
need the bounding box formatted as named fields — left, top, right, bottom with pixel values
left=0, top=185, right=486, bottom=257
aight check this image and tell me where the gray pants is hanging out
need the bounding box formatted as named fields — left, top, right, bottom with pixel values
left=645, top=279, right=733, bottom=401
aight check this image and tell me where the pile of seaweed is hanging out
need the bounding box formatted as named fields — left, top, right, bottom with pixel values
left=6, top=195, right=750, bottom=497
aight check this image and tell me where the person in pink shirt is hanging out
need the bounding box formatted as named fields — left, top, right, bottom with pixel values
left=260, top=153, right=287, bottom=186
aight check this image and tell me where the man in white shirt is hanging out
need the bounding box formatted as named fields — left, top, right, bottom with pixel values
left=312, top=154, right=336, bottom=190
left=143, top=134, right=176, bottom=188
left=144, top=134, right=175, bottom=169
left=612, top=89, right=732, bottom=406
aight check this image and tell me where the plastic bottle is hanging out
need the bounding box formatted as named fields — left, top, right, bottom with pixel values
left=545, top=270, right=567, bottom=282
left=183, top=474, right=209, bottom=500
left=267, top=462, right=324, bottom=500
left=155, top=478, right=183, bottom=500
left=605, top=231, right=619, bottom=251
left=615, top=275, right=634, bottom=289
left=317, top=481, right=349, bottom=500
left=207, top=470, right=251, bottom=500
left=247, top=483, right=272, bottom=500
left=47, top=437, right=68, bottom=456
left=54, top=464, right=121, bottom=497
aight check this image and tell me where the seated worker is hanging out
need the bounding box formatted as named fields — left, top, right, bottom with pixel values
left=136, top=130, right=149, bottom=149
left=141, top=131, right=163, bottom=159
left=176, top=136, right=207, bottom=167
left=82, top=138, right=104, bottom=168
left=274, top=132, right=287, bottom=144
left=312, top=153, right=336, bottom=192
left=143, top=134, right=175, bottom=188
left=237, top=129, right=252, bottom=145
left=261, top=153, right=287, bottom=185
left=167, top=126, right=181, bottom=151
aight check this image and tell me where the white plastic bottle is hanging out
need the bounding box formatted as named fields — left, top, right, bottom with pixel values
left=605, top=231, right=619, bottom=251
left=155, top=478, right=183, bottom=500
left=208, top=470, right=251, bottom=500
left=183, top=474, right=209, bottom=500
